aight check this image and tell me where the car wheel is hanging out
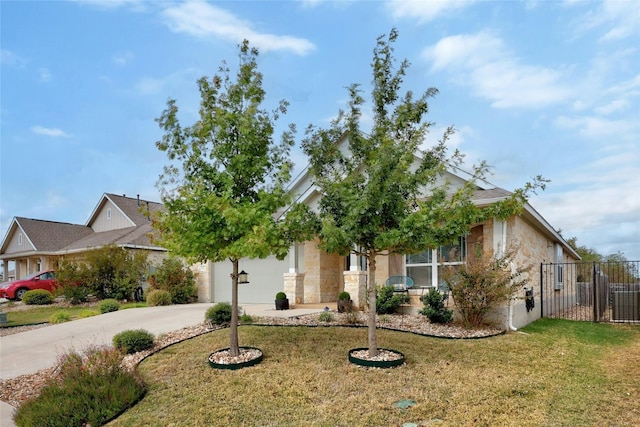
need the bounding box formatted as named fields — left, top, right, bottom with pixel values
left=15, top=288, right=28, bottom=301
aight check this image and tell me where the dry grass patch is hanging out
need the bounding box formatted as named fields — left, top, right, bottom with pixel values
left=109, top=320, right=639, bottom=427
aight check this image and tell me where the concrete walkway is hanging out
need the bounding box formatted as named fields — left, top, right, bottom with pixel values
left=0, top=302, right=326, bottom=426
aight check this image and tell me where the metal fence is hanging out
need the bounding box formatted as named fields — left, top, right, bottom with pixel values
left=540, top=261, right=640, bottom=323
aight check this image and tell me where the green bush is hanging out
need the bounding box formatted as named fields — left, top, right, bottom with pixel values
left=78, top=309, right=100, bottom=319
left=49, top=310, right=72, bottom=324
left=56, top=284, right=91, bottom=305
left=99, top=299, right=120, bottom=314
left=13, top=346, right=145, bottom=427
left=113, top=329, right=155, bottom=354
left=375, top=285, right=409, bottom=314
left=146, top=289, right=172, bottom=306
left=338, top=291, right=351, bottom=300
left=419, top=288, right=453, bottom=324
left=22, top=289, right=53, bottom=305
left=318, top=311, right=334, bottom=322
left=275, top=292, right=287, bottom=300
left=205, top=302, right=232, bottom=325
left=150, top=257, right=198, bottom=304
left=240, top=313, right=254, bottom=324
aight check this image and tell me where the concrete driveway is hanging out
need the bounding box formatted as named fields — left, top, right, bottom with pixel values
left=0, top=302, right=326, bottom=425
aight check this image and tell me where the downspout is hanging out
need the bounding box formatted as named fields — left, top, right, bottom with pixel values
left=508, top=296, right=518, bottom=331
left=508, top=260, right=517, bottom=331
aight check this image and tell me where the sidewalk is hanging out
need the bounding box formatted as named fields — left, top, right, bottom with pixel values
left=0, top=302, right=327, bottom=426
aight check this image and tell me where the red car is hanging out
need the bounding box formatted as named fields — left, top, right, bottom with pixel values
left=0, top=270, right=58, bottom=301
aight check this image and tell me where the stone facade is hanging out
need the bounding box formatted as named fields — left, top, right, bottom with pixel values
left=302, top=239, right=343, bottom=303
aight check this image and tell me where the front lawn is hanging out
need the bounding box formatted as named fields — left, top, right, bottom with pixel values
left=0, top=301, right=147, bottom=327
left=109, top=319, right=640, bottom=426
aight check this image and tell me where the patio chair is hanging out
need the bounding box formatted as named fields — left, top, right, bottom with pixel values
left=385, top=275, right=414, bottom=293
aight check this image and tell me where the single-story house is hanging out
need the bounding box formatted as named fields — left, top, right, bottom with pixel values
left=0, top=193, right=168, bottom=285
left=197, top=144, right=580, bottom=330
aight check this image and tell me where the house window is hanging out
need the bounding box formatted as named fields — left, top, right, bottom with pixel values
left=18, top=233, right=22, bottom=246
left=107, top=208, right=112, bottom=220
left=554, top=243, right=564, bottom=291
left=405, top=237, right=466, bottom=288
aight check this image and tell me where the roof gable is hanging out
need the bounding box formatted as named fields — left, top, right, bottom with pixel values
left=86, top=193, right=163, bottom=230
left=1, top=217, right=93, bottom=255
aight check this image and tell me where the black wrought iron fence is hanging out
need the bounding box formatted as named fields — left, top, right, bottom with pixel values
left=540, top=261, right=640, bottom=323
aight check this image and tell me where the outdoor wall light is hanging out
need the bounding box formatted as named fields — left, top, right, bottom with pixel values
left=238, top=270, right=249, bottom=284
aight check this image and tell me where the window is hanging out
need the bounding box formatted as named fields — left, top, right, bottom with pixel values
left=107, top=208, right=112, bottom=219
left=405, top=237, right=466, bottom=288
left=18, top=233, right=22, bottom=246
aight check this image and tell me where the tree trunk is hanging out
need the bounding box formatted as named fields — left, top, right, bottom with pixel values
left=367, top=253, right=378, bottom=357
left=230, top=259, right=240, bottom=357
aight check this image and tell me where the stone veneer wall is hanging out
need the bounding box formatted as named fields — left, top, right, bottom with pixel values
left=303, top=239, right=343, bottom=303
left=191, top=261, right=212, bottom=303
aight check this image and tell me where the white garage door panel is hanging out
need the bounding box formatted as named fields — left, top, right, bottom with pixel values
left=212, top=254, right=290, bottom=304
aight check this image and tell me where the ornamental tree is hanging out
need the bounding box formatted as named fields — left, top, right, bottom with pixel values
left=153, top=41, right=313, bottom=356
left=302, top=29, right=545, bottom=357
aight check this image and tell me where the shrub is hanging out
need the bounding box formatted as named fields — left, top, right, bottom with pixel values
left=445, top=245, right=531, bottom=327
left=113, top=329, right=155, bottom=354
left=375, top=285, right=409, bottom=314
left=146, top=289, right=172, bottom=306
left=205, top=302, right=233, bottom=325
left=150, top=257, right=198, bottom=304
left=240, top=313, right=254, bottom=324
left=22, top=289, right=53, bottom=305
left=338, top=291, right=351, bottom=300
left=318, top=311, right=334, bottom=322
left=419, top=288, right=453, bottom=324
left=99, top=299, right=120, bottom=314
left=49, top=310, right=72, bottom=324
left=275, top=292, right=287, bottom=300
left=78, top=309, right=100, bottom=319
left=56, top=284, right=90, bottom=305
left=55, top=245, right=149, bottom=300
left=13, top=346, right=145, bottom=427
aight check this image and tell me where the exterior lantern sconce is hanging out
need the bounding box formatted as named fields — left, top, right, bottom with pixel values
left=238, top=270, right=249, bottom=284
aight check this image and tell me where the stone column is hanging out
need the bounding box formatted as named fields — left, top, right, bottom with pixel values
left=283, top=272, right=305, bottom=305
left=343, top=270, right=367, bottom=310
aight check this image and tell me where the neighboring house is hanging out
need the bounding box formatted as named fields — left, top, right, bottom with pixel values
left=198, top=142, right=580, bottom=330
left=0, top=193, right=167, bottom=282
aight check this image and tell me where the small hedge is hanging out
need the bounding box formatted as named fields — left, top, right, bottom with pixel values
left=99, top=299, right=120, bottom=314
left=205, top=302, right=232, bottom=325
left=113, top=329, right=155, bottom=354
left=22, top=289, right=54, bottom=305
left=146, top=289, right=172, bottom=306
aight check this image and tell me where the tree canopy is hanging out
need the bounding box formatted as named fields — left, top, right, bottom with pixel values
left=302, top=29, right=545, bottom=356
left=153, top=40, right=313, bottom=355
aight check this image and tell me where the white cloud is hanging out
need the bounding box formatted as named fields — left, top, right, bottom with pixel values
left=1, top=49, right=27, bottom=67
left=531, top=149, right=640, bottom=259
left=71, top=0, right=147, bottom=12
left=31, top=126, right=72, bottom=138
left=38, top=68, right=52, bottom=82
left=423, top=32, right=572, bottom=108
left=161, top=1, right=315, bottom=55
left=567, top=0, right=639, bottom=43
left=386, top=0, right=476, bottom=23
left=113, top=51, right=134, bottom=66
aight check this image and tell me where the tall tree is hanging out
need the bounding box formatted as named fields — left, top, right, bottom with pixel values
left=302, top=29, right=544, bottom=357
left=154, top=41, right=307, bottom=356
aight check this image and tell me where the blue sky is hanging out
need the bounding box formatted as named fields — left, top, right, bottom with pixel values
left=1, top=0, right=639, bottom=261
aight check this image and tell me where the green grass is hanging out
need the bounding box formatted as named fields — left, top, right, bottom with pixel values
left=109, top=319, right=640, bottom=427
left=0, top=301, right=148, bottom=327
